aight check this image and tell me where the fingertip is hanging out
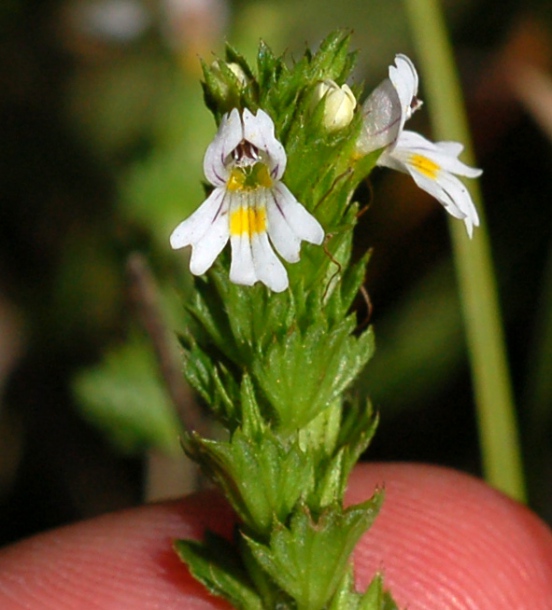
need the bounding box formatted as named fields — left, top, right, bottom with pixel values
left=0, top=491, right=234, bottom=610
left=348, top=463, right=552, bottom=609
left=3, top=465, right=551, bottom=610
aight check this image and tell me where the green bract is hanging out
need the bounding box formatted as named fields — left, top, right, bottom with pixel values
left=173, top=31, right=398, bottom=610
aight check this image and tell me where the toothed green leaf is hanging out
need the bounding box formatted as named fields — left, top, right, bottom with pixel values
left=244, top=495, right=383, bottom=610
left=174, top=533, right=262, bottom=610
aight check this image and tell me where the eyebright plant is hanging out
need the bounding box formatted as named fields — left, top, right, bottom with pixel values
left=170, top=32, right=481, bottom=610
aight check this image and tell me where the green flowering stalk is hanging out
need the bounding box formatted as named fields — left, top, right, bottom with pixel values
left=169, top=31, right=480, bottom=610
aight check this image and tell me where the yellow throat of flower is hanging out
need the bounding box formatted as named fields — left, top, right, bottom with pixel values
left=227, top=162, right=273, bottom=192
left=230, top=205, right=267, bottom=237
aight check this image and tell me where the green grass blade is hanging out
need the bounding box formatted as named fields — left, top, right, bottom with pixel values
left=403, top=0, right=526, bottom=501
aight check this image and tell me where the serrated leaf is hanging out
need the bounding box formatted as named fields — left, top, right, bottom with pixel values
left=253, top=319, right=375, bottom=432
left=327, top=569, right=400, bottom=610
left=185, top=430, right=314, bottom=534
left=244, top=496, right=383, bottom=610
left=174, top=533, right=262, bottom=610
left=359, top=573, right=401, bottom=610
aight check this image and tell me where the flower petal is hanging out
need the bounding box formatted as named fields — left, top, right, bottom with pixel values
left=170, top=188, right=226, bottom=249
left=358, top=54, right=421, bottom=155
left=389, top=54, right=420, bottom=132
left=251, top=232, right=288, bottom=292
left=189, top=216, right=230, bottom=275
left=242, top=108, right=287, bottom=180
left=267, top=183, right=324, bottom=263
left=393, top=131, right=482, bottom=178
left=203, top=108, right=243, bottom=186
left=379, top=130, right=481, bottom=237
left=229, top=232, right=257, bottom=286
left=170, top=188, right=229, bottom=275
left=409, top=163, right=479, bottom=228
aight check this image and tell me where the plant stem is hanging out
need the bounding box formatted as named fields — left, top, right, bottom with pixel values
left=403, top=0, right=526, bottom=501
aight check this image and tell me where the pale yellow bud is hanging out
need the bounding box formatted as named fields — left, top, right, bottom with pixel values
left=312, top=80, right=357, bottom=132
left=211, top=60, right=248, bottom=88
left=226, top=62, right=248, bottom=87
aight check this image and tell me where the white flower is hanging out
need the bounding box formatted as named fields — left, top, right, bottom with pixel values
left=170, top=108, right=324, bottom=292
left=356, top=54, right=481, bottom=237
left=312, top=80, right=357, bottom=132
left=378, top=131, right=482, bottom=237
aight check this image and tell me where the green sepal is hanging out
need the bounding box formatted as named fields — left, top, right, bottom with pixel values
left=256, top=39, right=282, bottom=103
left=298, top=399, right=343, bottom=458
left=333, top=250, right=372, bottom=321
left=243, top=494, right=383, bottom=610
left=336, top=398, right=379, bottom=480
left=258, top=30, right=356, bottom=137
left=200, top=59, right=238, bottom=121
left=351, top=147, right=384, bottom=186
left=313, top=231, right=370, bottom=329
left=328, top=565, right=356, bottom=610
left=209, top=265, right=297, bottom=359
left=358, top=573, right=400, bottom=610
left=174, top=532, right=262, bottom=610
left=187, top=265, right=298, bottom=368
left=184, top=429, right=315, bottom=534
left=300, top=399, right=378, bottom=508
left=179, top=337, right=239, bottom=428
left=328, top=568, right=400, bottom=610
left=224, top=42, right=257, bottom=82
left=312, top=447, right=349, bottom=508
left=201, top=55, right=256, bottom=121
left=240, top=373, right=267, bottom=439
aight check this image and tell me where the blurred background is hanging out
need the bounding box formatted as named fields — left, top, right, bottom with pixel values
left=1, top=0, right=552, bottom=548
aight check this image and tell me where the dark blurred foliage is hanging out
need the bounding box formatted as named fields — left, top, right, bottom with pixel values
left=1, top=0, right=552, bottom=550
left=0, top=0, right=140, bottom=543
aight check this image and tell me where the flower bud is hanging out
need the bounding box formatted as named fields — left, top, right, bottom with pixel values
left=211, top=60, right=248, bottom=88
left=226, top=62, right=248, bottom=87
left=204, top=60, right=249, bottom=114
left=312, top=80, right=357, bottom=132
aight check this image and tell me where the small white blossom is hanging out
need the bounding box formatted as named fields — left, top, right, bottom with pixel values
left=170, top=108, right=324, bottom=292
left=378, top=131, right=481, bottom=237
left=357, top=54, right=481, bottom=237
left=312, top=80, right=357, bottom=132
